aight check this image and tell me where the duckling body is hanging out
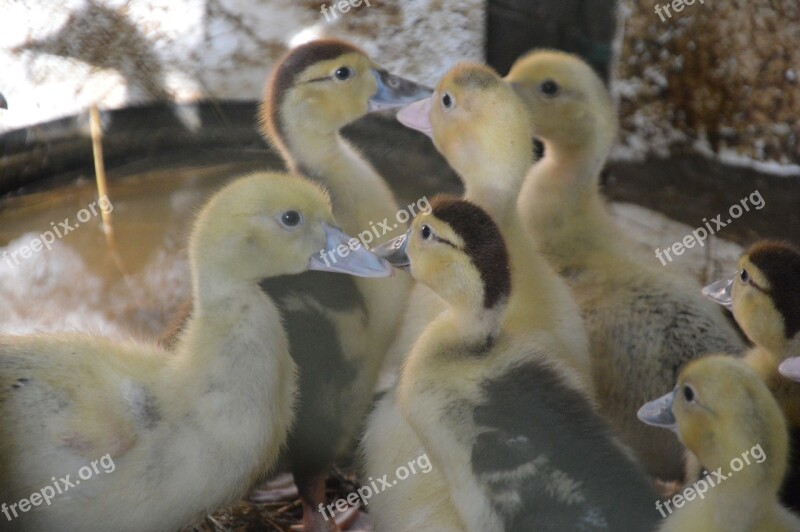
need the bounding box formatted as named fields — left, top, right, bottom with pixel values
left=507, top=50, right=745, bottom=480
left=257, top=40, right=429, bottom=529
left=0, top=172, right=390, bottom=531
left=160, top=40, right=428, bottom=529
left=378, top=197, right=657, bottom=531
left=640, top=355, right=800, bottom=532
left=705, top=240, right=800, bottom=512
left=363, top=64, right=594, bottom=530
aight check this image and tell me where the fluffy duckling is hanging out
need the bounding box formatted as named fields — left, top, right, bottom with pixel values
left=362, top=64, right=594, bottom=530
left=375, top=197, right=657, bottom=531
left=704, top=240, right=800, bottom=510
left=0, top=172, right=391, bottom=531
left=257, top=39, right=429, bottom=530
left=387, top=61, right=591, bottom=381
left=162, top=40, right=429, bottom=530
left=639, top=355, right=800, bottom=531
left=506, top=50, right=745, bottom=480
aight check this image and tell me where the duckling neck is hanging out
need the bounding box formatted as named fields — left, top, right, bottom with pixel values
left=520, top=138, right=616, bottom=261
left=278, top=123, right=399, bottom=233
left=459, top=148, right=531, bottom=222
left=442, top=303, right=506, bottom=352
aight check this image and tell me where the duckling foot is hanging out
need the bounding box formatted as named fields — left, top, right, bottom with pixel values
left=290, top=503, right=361, bottom=532
left=249, top=472, right=299, bottom=502
left=294, top=473, right=339, bottom=532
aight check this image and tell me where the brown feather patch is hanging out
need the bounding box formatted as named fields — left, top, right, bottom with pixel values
left=430, top=196, right=511, bottom=309
left=747, top=240, right=800, bottom=340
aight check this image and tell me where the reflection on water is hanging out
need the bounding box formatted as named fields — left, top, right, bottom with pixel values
left=0, top=162, right=266, bottom=338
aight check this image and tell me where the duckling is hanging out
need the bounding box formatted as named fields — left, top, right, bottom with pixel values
left=362, top=63, right=593, bottom=530
left=639, top=355, right=800, bottom=531
left=376, top=197, right=657, bottom=531
left=258, top=39, right=430, bottom=530
left=506, top=49, right=745, bottom=480
left=386, top=61, right=591, bottom=382
left=0, top=171, right=391, bottom=532
left=703, top=240, right=800, bottom=511
left=160, top=40, right=429, bottom=530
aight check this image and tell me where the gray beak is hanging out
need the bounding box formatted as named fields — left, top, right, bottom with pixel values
left=0, top=92, right=7, bottom=110
left=637, top=389, right=678, bottom=433
left=371, top=230, right=410, bottom=271
left=779, top=357, right=800, bottom=383
left=308, top=223, right=393, bottom=278
left=368, top=69, right=433, bottom=112
left=702, top=275, right=734, bottom=310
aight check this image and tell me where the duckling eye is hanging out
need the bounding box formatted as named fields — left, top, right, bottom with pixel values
left=740, top=269, right=750, bottom=284
left=682, top=385, right=696, bottom=403
left=420, top=224, right=433, bottom=240
left=334, top=66, right=352, bottom=81
left=539, top=79, right=560, bottom=96
left=279, top=210, right=303, bottom=229
left=441, top=92, right=454, bottom=109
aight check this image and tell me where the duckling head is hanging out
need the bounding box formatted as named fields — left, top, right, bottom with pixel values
left=397, top=62, right=533, bottom=184
left=375, top=196, right=510, bottom=316
left=639, top=355, right=789, bottom=492
left=188, top=171, right=392, bottom=294
left=260, top=39, right=432, bottom=159
left=504, top=50, right=616, bottom=158
left=704, top=241, right=800, bottom=354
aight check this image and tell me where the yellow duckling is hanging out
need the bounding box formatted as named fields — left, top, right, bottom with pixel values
left=162, top=39, right=429, bottom=530
left=704, top=240, right=800, bottom=511
left=387, top=61, right=591, bottom=380
left=639, top=355, right=800, bottom=531
left=0, top=172, right=390, bottom=532
left=362, top=63, right=593, bottom=530
left=506, top=49, right=745, bottom=481
left=381, top=197, right=658, bottom=531
left=258, top=39, right=429, bottom=530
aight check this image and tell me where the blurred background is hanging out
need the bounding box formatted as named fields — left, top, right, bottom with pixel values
left=0, top=0, right=797, bottom=336
left=0, top=1, right=798, bottom=529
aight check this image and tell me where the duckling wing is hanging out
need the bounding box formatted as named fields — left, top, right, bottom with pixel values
left=471, top=361, right=660, bottom=532
left=0, top=334, right=157, bottom=464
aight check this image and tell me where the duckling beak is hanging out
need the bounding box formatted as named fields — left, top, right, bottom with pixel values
left=308, top=222, right=394, bottom=278
left=371, top=230, right=410, bottom=271
left=396, top=97, right=433, bottom=139
left=368, top=69, right=433, bottom=112
left=702, top=275, right=734, bottom=310
left=0, top=92, right=7, bottom=110
left=637, top=389, right=678, bottom=433
left=779, top=357, right=800, bottom=383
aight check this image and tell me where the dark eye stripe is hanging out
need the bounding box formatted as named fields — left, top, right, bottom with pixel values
left=432, top=235, right=458, bottom=249
left=303, top=75, right=334, bottom=84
